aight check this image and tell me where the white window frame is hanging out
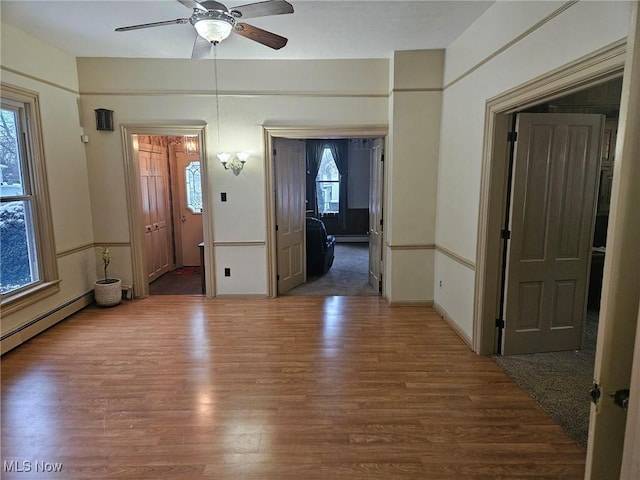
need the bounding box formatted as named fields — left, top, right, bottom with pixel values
left=315, top=147, right=340, bottom=215
left=1, top=84, right=59, bottom=315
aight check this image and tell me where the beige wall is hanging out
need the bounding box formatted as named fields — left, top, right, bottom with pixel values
left=77, top=57, right=389, bottom=296
left=1, top=23, right=96, bottom=351
left=384, top=50, right=442, bottom=304
left=6, top=0, right=629, bottom=350
left=435, top=1, right=633, bottom=341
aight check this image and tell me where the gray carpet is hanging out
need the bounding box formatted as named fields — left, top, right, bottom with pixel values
left=284, top=243, right=379, bottom=296
left=493, top=310, right=598, bottom=448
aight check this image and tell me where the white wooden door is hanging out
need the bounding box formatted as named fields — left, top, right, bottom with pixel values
left=620, top=304, right=640, bottom=479
left=176, top=152, right=203, bottom=267
left=138, top=143, right=171, bottom=283
left=587, top=5, right=640, bottom=477
left=503, top=113, right=603, bottom=354
left=274, top=138, right=306, bottom=294
left=368, top=138, right=384, bottom=292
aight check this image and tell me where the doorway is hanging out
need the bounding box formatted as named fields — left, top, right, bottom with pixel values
left=136, top=135, right=205, bottom=295
left=121, top=125, right=212, bottom=298
left=487, top=76, right=622, bottom=448
left=263, top=126, right=388, bottom=297
left=494, top=77, right=622, bottom=354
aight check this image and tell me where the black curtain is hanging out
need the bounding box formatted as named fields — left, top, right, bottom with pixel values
left=305, top=140, right=325, bottom=216
left=325, top=139, right=349, bottom=228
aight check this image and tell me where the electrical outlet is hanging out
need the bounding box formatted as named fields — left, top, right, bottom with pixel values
left=224, top=268, right=231, bottom=277
left=439, top=280, right=443, bottom=289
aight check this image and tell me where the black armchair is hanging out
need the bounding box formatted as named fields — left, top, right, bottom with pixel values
left=306, top=217, right=336, bottom=276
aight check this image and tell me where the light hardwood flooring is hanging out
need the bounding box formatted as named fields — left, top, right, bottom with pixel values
left=1, top=296, right=585, bottom=479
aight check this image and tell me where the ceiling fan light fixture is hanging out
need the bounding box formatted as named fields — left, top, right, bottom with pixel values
left=193, top=16, right=233, bottom=43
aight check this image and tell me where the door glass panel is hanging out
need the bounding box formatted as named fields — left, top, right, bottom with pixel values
left=185, top=161, right=202, bottom=213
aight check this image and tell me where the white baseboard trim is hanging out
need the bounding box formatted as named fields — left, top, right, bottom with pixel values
left=1, top=291, right=94, bottom=355
left=433, top=300, right=473, bottom=349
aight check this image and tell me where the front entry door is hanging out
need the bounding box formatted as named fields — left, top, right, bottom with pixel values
left=503, top=113, right=604, bottom=354
left=274, top=138, right=306, bottom=294
left=176, top=151, right=203, bottom=266
left=368, top=138, right=384, bottom=292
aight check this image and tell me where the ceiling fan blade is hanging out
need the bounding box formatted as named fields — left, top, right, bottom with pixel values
left=115, top=18, right=189, bottom=32
left=192, top=35, right=214, bottom=59
left=229, top=0, right=293, bottom=19
left=233, top=23, right=287, bottom=49
left=177, top=0, right=207, bottom=12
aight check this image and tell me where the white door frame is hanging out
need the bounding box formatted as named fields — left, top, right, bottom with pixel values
left=263, top=126, right=388, bottom=298
left=474, top=40, right=627, bottom=355
left=120, top=124, right=213, bottom=298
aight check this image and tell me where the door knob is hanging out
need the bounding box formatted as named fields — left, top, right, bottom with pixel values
left=181, top=215, right=187, bottom=222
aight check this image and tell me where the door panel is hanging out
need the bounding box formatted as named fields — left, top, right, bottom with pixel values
left=369, top=138, right=384, bottom=292
left=503, top=113, right=603, bottom=355
left=520, top=125, right=553, bottom=261
left=274, top=138, right=306, bottom=294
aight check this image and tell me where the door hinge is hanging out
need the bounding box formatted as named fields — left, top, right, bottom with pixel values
left=378, top=279, right=382, bottom=293
left=590, top=382, right=601, bottom=405
left=495, top=318, right=505, bottom=329
left=500, top=229, right=511, bottom=240
left=507, top=131, right=518, bottom=142
left=379, top=218, right=383, bottom=227
left=613, top=389, right=630, bottom=410
left=277, top=274, right=280, bottom=281
left=273, top=148, right=277, bottom=156
left=381, top=153, right=385, bottom=162
left=275, top=225, right=279, bottom=231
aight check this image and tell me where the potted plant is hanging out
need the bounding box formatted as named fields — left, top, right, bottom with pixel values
left=94, top=246, right=122, bottom=307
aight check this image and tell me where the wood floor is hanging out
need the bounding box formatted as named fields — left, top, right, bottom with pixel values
left=1, top=296, right=586, bottom=479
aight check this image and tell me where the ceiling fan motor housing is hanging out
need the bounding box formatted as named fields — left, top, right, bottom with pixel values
left=199, top=1, right=229, bottom=12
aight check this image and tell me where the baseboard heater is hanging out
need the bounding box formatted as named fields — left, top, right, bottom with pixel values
left=121, top=284, right=133, bottom=300
left=1, top=291, right=93, bottom=354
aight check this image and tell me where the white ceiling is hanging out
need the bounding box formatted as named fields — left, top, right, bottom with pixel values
left=1, top=0, right=494, bottom=60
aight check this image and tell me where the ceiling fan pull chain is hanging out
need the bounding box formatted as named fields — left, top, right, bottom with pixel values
left=214, top=45, right=221, bottom=146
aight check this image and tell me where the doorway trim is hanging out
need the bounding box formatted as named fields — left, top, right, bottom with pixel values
left=474, top=40, right=626, bottom=354
left=263, top=125, right=388, bottom=298
left=120, top=124, right=212, bottom=298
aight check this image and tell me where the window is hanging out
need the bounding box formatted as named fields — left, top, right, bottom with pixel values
left=315, top=147, right=340, bottom=215
left=1, top=84, right=58, bottom=313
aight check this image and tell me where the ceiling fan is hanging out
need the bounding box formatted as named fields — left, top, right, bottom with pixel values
left=115, top=0, right=294, bottom=59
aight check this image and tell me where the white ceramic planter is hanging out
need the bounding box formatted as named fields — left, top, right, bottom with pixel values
left=94, top=278, right=122, bottom=307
